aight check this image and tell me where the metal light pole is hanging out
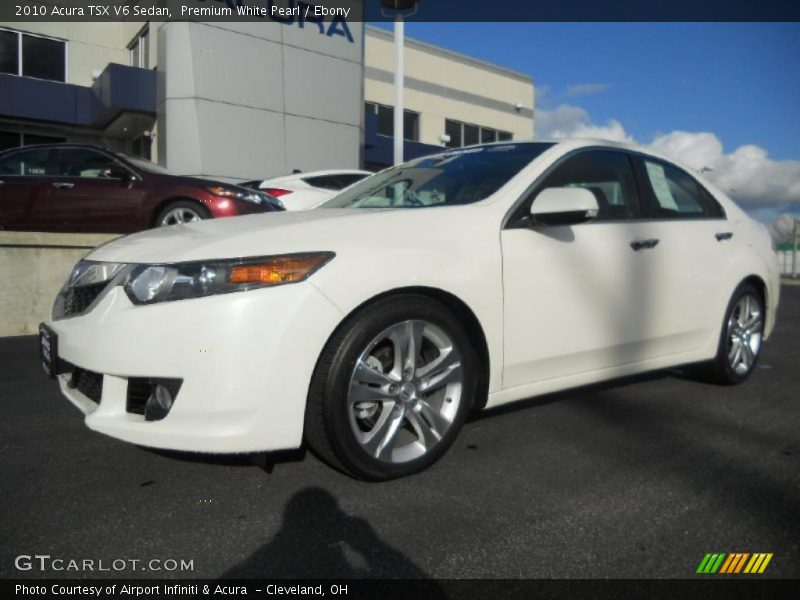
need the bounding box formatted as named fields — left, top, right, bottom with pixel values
left=381, top=1, right=419, bottom=166
left=793, top=218, right=799, bottom=278
left=393, top=14, right=404, bottom=165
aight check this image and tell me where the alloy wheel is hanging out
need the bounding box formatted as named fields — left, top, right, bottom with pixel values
left=160, top=207, right=204, bottom=226
left=726, top=293, right=763, bottom=375
left=347, top=319, right=463, bottom=464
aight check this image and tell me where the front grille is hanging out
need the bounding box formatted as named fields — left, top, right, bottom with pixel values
left=126, top=378, right=152, bottom=415
left=69, top=368, right=103, bottom=404
left=63, top=282, right=108, bottom=317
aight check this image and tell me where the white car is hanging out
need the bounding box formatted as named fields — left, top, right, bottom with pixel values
left=41, top=139, right=780, bottom=480
left=241, top=169, right=372, bottom=211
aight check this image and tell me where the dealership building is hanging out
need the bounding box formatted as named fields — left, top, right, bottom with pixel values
left=0, top=18, right=534, bottom=179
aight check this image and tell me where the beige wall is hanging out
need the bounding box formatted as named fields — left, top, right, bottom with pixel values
left=0, top=232, right=118, bottom=336
left=364, top=26, right=534, bottom=146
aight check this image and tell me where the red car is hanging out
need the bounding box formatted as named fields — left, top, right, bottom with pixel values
left=0, top=144, right=281, bottom=233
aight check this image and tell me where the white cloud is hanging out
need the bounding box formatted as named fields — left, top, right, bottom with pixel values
left=565, top=83, right=610, bottom=97
left=535, top=103, right=800, bottom=212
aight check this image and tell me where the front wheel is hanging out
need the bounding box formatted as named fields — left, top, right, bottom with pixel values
left=699, top=283, right=764, bottom=385
left=304, top=295, right=478, bottom=480
left=156, top=200, right=211, bottom=227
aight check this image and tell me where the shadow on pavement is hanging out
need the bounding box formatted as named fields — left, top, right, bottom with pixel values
left=221, top=487, right=436, bottom=579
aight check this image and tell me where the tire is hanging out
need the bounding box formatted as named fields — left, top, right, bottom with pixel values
left=304, top=294, right=479, bottom=480
left=155, top=200, right=211, bottom=227
left=695, top=283, right=765, bottom=385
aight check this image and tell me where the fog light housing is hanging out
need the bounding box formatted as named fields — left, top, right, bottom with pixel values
left=127, top=377, right=182, bottom=421
left=145, top=384, right=174, bottom=421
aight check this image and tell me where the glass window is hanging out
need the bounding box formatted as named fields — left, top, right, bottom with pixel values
left=445, top=120, right=461, bottom=148
left=304, top=175, right=339, bottom=191
left=364, top=102, right=376, bottom=127
left=463, top=124, right=479, bottom=146
left=498, top=131, right=513, bottom=142
left=131, top=135, right=152, bottom=160
left=129, top=28, right=149, bottom=69
left=323, top=143, right=554, bottom=210
left=376, top=104, right=393, bottom=137
left=0, top=148, right=52, bottom=176
left=118, top=152, right=169, bottom=175
left=55, top=149, right=118, bottom=179
left=639, top=159, right=723, bottom=219
left=332, top=173, right=368, bottom=189
left=403, top=110, right=419, bottom=141
left=0, top=131, right=21, bottom=151
left=24, top=133, right=66, bottom=146
left=22, top=34, right=65, bottom=81
left=0, top=30, right=18, bottom=75
left=537, top=150, right=640, bottom=220
left=480, top=128, right=497, bottom=144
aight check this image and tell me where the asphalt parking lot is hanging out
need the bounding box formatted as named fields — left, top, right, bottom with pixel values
left=1, top=287, right=798, bottom=580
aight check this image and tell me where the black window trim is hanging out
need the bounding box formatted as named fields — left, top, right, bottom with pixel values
left=503, top=146, right=728, bottom=229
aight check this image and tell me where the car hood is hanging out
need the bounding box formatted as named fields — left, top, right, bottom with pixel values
left=88, top=206, right=482, bottom=264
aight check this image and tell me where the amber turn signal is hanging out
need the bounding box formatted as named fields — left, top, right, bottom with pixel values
left=228, top=253, right=333, bottom=286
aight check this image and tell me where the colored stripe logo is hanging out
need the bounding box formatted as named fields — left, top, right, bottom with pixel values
left=696, top=552, right=773, bottom=574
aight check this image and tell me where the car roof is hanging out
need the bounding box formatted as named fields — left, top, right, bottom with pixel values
left=423, top=138, right=695, bottom=174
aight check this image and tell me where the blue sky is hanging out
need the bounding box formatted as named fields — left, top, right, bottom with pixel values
left=371, top=22, right=800, bottom=222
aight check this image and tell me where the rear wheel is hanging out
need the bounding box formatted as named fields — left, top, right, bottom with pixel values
left=305, top=295, right=478, bottom=480
left=156, top=200, right=210, bottom=227
left=698, top=283, right=764, bottom=385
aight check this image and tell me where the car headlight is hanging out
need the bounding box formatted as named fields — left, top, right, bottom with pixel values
left=123, top=252, right=334, bottom=305
left=206, top=185, right=265, bottom=205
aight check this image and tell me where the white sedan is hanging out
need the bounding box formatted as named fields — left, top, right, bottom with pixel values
left=41, top=139, right=780, bottom=480
left=241, top=169, right=372, bottom=211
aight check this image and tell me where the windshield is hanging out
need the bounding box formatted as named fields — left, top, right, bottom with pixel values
left=117, top=152, right=171, bottom=175
left=322, top=143, right=554, bottom=209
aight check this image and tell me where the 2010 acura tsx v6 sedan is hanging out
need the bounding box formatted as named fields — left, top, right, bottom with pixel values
left=40, top=139, right=780, bottom=480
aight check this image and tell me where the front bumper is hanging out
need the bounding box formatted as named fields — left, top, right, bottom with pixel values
left=46, top=282, right=343, bottom=453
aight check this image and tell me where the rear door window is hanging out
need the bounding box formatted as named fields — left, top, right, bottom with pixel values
left=0, top=148, right=52, bottom=176
left=636, top=158, right=725, bottom=219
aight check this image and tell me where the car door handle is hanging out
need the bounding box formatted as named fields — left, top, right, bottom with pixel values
left=630, top=238, right=659, bottom=251
left=52, top=182, right=75, bottom=189
left=715, top=231, right=734, bottom=241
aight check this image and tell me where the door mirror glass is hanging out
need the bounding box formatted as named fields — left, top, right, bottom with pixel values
left=530, top=187, right=599, bottom=226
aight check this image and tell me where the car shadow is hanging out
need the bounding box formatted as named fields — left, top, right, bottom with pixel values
left=219, top=487, right=442, bottom=582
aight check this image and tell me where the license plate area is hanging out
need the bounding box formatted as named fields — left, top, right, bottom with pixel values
left=39, top=323, right=59, bottom=378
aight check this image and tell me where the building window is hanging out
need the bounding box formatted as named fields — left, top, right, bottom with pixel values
left=445, top=119, right=513, bottom=148
left=444, top=120, right=461, bottom=148
left=0, top=131, right=20, bottom=151
left=0, top=131, right=66, bottom=151
left=128, top=27, right=149, bottom=69
left=365, top=102, right=420, bottom=141
left=132, top=135, right=152, bottom=160
left=0, top=28, right=66, bottom=82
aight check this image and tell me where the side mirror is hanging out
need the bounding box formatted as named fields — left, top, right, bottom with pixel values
left=103, top=164, right=134, bottom=182
left=530, top=187, right=599, bottom=226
